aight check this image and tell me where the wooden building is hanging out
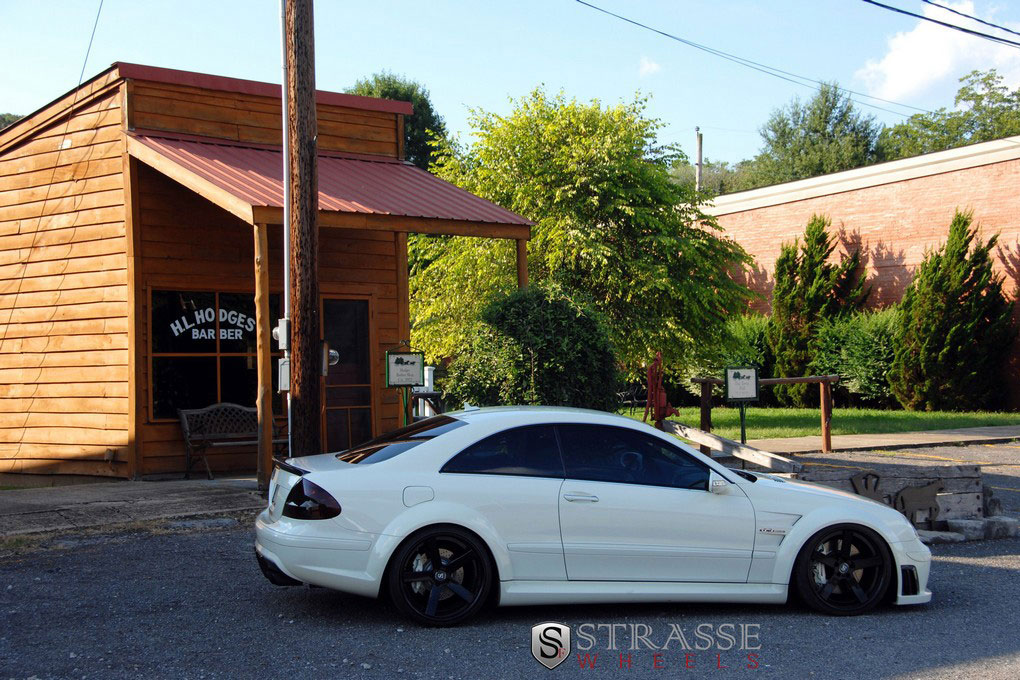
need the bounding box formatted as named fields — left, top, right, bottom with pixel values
left=0, top=63, right=531, bottom=480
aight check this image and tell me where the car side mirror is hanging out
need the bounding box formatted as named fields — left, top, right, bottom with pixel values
left=709, top=471, right=730, bottom=495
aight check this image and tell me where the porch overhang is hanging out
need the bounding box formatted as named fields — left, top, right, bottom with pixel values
left=124, top=131, right=533, bottom=239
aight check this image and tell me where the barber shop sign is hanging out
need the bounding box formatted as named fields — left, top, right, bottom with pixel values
left=168, top=306, right=256, bottom=341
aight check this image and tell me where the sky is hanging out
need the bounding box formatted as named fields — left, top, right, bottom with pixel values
left=2, top=0, right=1020, bottom=164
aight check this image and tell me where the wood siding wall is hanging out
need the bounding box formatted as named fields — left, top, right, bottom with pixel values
left=0, top=86, right=130, bottom=476
left=135, top=165, right=401, bottom=476
left=128, top=80, right=401, bottom=157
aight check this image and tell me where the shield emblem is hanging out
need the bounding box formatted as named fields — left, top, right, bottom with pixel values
left=531, top=622, right=570, bottom=669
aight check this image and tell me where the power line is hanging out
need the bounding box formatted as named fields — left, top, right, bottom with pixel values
left=919, top=0, right=1020, bottom=40
left=573, top=0, right=930, bottom=117
left=860, top=0, right=1020, bottom=49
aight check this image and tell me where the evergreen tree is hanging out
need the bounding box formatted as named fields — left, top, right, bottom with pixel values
left=767, top=215, right=869, bottom=406
left=889, top=211, right=1016, bottom=411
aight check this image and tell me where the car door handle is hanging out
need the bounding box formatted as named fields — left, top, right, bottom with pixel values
left=563, top=493, right=599, bottom=503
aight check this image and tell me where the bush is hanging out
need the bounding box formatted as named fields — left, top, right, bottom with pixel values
left=889, top=211, right=1017, bottom=411
left=767, top=214, right=868, bottom=406
left=442, top=286, right=620, bottom=411
left=813, top=309, right=898, bottom=407
left=684, top=314, right=779, bottom=406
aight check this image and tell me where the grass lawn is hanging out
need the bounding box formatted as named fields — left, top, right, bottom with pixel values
left=619, top=406, right=1020, bottom=441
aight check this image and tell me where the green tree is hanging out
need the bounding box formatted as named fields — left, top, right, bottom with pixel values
left=412, top=89, right=754, bottom=375
left=669, top=157, right=759, bottom=195
left=443, top=285, right=620, bottom=411
left=767, top=215, right=869, bottom=406
left=346, top=72, right=447, bottom=170
left=0, top=113, right=21, bottom=129
left=880, top=70, right=1020, bottom=160
left=748, top=83, right=882, bottom=187
left=889, top=211, right=1016, bottom=411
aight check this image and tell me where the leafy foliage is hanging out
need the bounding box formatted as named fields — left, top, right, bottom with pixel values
left=767, top=215, right=869, bottom=406
left=442, top=286, right=620, bottom=411
left=748, top=83, right=883, bottom=187
left=684, top=314, right=778, bottom=406
left=346, top=72, right=447, bottom=170
left=669, top=157, right=760, bottom=196
left=813, top=309, right=898, bottom=407
left=412, top=89, right=753, bottom=376
left=889, top=211, right=1017, bottom=411
left=0, top=113, right=21, bottom=130
left=880, top=70, right=1020, bottom=160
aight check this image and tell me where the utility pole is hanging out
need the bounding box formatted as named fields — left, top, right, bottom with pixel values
left=284, top=0, right=321, bottom=456
left=695, top=126, right=703, bottom=192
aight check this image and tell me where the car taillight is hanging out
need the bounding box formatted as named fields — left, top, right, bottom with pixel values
left=282, top=479, right=342, bottom=520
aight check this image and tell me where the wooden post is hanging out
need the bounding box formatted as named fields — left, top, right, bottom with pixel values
left=699, top=381, right=712, bottom=455
left=516, top=238, right=528, bottom=289
left=285, top=0, right=321, bottom=457
left=254, top=223, right=274, bottom=490
left=820, top=379, right=833, bottom=453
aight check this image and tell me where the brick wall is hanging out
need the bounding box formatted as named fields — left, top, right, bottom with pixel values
left=713, top=159, right=1020, bottom=409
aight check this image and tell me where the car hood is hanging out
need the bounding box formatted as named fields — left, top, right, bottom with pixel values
left=741, top=472, right=893, bottom=511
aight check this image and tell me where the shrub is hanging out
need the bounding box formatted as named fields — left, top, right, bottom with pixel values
left=767, top=215, right=868, bottom=406
left=889, top=210, right=1017, bottom=411
left=684, top=314, right=778, bottom=406
left=813, top=309, right=898, bottom=407
left=442, top=286, right=620, bottom=411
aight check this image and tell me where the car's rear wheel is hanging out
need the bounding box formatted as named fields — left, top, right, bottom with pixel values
left=386, top=525, right=492, bottom=626
left=794, top=524, right=892, bottom=616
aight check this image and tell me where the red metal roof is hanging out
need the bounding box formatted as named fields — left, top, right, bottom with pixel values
left=128, top=133, right=532, bottom=226
left=115, top=62, right=413, bottom=116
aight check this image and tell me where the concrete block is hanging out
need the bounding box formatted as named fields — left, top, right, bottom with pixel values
left=946, top=519, right=986, bottom=541
left=917, top=530, right=966, bottom=545
left=983, top=516, right=1019, bottom=540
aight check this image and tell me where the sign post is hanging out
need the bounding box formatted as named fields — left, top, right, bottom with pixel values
left=724, top=367, right=759, bottom=445
left=386, top=350, right=425, bottom=426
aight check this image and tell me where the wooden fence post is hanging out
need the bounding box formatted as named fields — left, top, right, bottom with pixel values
left=699, top=381, right=712, bottom=455
left=820, top=379, right=833, bottom=453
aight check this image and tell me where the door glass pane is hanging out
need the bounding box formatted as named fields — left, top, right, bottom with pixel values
left=151, top=291, right=216, bottom=353
left=349, top=408, right=372, bottom=449
left=323, top=299, right=369, bottom=385
left=325, top=409, right=350, bottom=454
left=152, top=356, right=217, bottom=419
left=326, top=386, right=372, bottom=407
left=558, top=425, right=709, bottom=490
left=442, top=425, right=563, bottom=478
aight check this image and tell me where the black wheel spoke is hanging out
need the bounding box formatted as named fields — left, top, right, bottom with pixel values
left=424, top=584, right=443, bottom=617
left=854, top=555, right=883, bottom=569
left=445, top=549, right=474, bottom=572
left=839, top=531, right=854, bottom=559
left=447, top=582, right=474, bottom=603
left=814, top=554, right=837, bottom=568
left=849, top=581, right=868, bottom=603
left=819, top=578, right=836, bottom=600
left=402, top=571, right=431, bottom=583
left=425, top=538, right=443, bottom=569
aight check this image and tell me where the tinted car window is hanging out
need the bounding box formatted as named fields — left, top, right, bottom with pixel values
left=336, top=415, right=467, bottom=464
left=442, top=425, right=564, bottom=478
left=558, top=424, right=709, bottom=490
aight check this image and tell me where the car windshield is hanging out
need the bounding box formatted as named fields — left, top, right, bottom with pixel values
left=335, top=415, right=466, bottom=464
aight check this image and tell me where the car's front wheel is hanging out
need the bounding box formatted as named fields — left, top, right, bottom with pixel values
left=386, top=525, right=493, bottom=626
left=793, top=524, right=892, bottom=616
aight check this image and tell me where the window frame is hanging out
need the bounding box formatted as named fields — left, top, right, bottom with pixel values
left=440, top=424, right=567, bottom=480
left=556, top=423, right=713, bottom=491
left=147, top=286, right=284, bottom=423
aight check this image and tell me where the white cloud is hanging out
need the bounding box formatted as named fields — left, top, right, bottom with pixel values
left=855, top=1, right=1020, bottom=102
left=639, top=56, right=661, bottom=78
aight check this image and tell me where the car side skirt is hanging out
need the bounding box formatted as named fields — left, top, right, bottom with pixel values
left=497, top=581, right=788, bottom=607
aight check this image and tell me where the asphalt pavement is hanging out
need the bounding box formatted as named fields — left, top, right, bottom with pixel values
left=1, top=516, right=1019, bottom=680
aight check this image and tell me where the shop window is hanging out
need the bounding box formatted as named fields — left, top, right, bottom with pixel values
left=150, top=290, right=281, bottom=420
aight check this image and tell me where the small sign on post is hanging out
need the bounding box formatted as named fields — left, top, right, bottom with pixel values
left=386, top=351, right=425, bottom=427
left=724, top=367, right=759, bottom=445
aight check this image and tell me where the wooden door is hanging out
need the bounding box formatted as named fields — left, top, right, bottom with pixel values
left=320, top=297, right=373, bottom=452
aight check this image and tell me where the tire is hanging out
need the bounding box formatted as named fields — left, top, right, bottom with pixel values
left=793, top=523, right=893, bottom=616
left=386, top=525, right=493, bottom=626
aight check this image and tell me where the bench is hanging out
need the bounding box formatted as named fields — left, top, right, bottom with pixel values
left=177, top=402, right=287, bottom=479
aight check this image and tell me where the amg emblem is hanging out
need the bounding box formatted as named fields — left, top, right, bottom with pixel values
left=758, top=527, right=787, bottom=535
left=532, top=622, right=570, bottom=669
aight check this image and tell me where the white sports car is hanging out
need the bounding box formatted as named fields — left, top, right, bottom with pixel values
left=255, top=406, right=931, bottom=625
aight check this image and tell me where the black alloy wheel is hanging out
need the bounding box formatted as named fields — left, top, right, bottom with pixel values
left=387, top=526, right=492, bottom=626
left=794, top=524, right=892, bottom=616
